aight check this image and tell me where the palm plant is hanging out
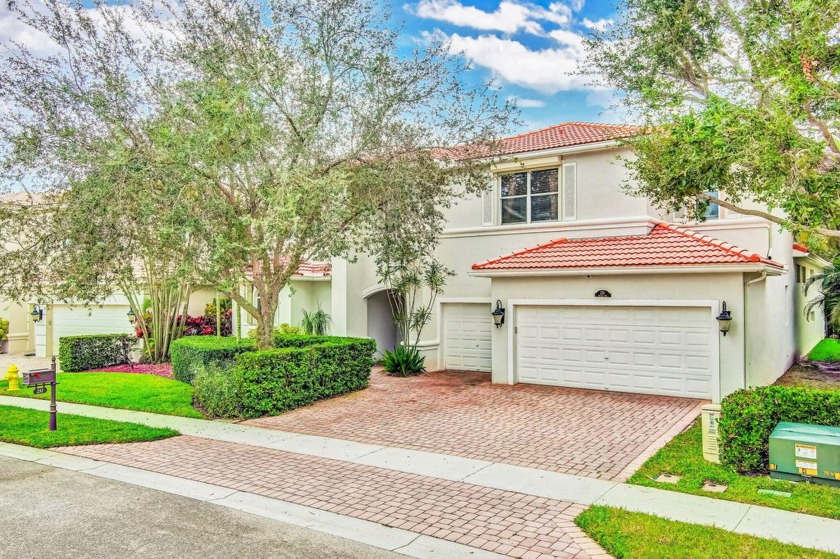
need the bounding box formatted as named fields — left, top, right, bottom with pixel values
left=301, top=308, right=331, bottom=336
left=804, top=259, right=840, bottom=334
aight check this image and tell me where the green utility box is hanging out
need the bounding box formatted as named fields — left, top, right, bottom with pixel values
left=769, top=422, right=840, bottom=487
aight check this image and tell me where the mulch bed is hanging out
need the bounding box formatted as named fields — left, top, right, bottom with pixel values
left=86, top=363, right=174, bottom=379
left=775, top=361, right=840, bottom=390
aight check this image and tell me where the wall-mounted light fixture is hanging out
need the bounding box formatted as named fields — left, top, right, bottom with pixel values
left=31, top=305, right=44, bottom=323
left=716, top=301, right=733, bottom=336
left=491, top=300, right=506, bottom=328
left=127, top=308, right=136, bottom=323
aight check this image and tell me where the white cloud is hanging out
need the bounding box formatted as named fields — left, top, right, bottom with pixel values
left=408, top=0, right=575, bottom=35
left=508, top=96, right=546, bottom=108
left=581, top=17, right=613, bottom=32
left=0, top=1, right=58, bottom=56
left=444, top=32, right=592, bottom=94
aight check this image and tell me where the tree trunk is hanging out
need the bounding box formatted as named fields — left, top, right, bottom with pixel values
left=255, top=296, right=278, bottom=350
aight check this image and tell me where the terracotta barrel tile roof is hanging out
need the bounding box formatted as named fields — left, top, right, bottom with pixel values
left=496, top=122, right=640, bottom=156
left=439, top=122, right=641, bottom=160
left=472, top=222, right=784, bottom=271
left=294, top=261, right=332, bottom=277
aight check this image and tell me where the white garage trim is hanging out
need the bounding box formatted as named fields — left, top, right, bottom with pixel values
left=506, top=299, right=720, bottom=401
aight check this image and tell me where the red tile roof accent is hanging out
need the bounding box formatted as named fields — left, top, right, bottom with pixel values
left=792, top=243, right=809, bottom=253
left=496, top=122, right=640, bottom=156
left=471, top=222, right=784, bottom=271
left=294, top=261, right=332, bottom=277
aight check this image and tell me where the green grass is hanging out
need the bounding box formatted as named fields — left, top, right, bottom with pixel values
left=0, top=405, right=178, bottom=448
left=0, top=373, right=203, bottom=418
left=576, top=506, right=839, bottom=559
left=629, top=421, right=840, bottom=519
left=808, top=338, right=840, bottom=361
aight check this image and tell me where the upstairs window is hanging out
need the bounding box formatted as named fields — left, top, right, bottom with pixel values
left=704, top=190, right=720, bottom=219
left=500, top=168, right=559, bottom=224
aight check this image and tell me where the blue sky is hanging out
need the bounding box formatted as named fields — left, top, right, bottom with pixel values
left=389, top=0, right=624, bottom=133
left=0, top=0, right=624, bottom=137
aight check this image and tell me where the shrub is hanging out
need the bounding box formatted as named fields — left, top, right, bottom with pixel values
left=170, top=336, right=255, bottom=384
left=246, top=323, right=303, bottom=339
left=58, top=334, right=135, bottom=372
left=193, top=336, right=376, bottom=418
left=192, top=362, right=243, bottom=418
left=719, top=385, right=840, bottom=472
left=382, top=346, right=426, bottom=376
left=0, top=317, right=8, bottom=342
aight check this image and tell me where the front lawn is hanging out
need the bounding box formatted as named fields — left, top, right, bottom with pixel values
left=808, top=338, right=840, bottom=362
left=0, top=373, right=203, bottom=418
left=576, top=506, right=839, bottom=559
left=0, top=405, right=178, bottom=448
left=628, top=421, right=840, bottom=519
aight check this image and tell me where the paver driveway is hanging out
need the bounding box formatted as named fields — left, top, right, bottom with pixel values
left=246, top=370, right=703, bottom=481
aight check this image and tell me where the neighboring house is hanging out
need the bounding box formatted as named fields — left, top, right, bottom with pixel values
left=242, top=122, right=826, bottom=403
left=0, top=191, right=223, bottom=358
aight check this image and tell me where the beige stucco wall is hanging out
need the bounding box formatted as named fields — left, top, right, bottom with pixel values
left=0, top=298, right=30, bottom=354
left=287, top=280, right=332, bottom=332
left=188, top=287, right=218, bottom=317
left=795, top=258, right=827, bottom=357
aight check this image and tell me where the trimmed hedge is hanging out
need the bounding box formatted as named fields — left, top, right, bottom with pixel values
left=193, top=336, right=376, bottom=418
left=170, top=336, right=255, bottom=384
left=719, top=385, right=840, bottom=473
left=58, top=334, right=134, bottom=372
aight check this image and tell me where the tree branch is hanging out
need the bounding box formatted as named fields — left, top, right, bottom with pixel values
left=695, top=192, right=840, bottom=237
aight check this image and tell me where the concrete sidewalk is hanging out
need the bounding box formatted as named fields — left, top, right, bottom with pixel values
left=3, top=395, right=840, bottom=556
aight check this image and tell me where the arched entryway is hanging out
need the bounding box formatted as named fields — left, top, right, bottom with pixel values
left=366, top=289, right=401, bottom=359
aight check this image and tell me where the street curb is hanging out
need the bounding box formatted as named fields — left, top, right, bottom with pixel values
left=0, top=442, right=507, bottom=559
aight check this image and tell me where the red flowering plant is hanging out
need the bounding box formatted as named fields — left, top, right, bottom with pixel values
left=136, top=309, right=232, bottom=338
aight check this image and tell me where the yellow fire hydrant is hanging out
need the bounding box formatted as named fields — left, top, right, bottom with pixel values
left=5, top=364, right=20, bottom=391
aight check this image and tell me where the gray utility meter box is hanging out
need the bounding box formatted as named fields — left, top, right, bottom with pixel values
left=769, top=422, right=840, bottom=487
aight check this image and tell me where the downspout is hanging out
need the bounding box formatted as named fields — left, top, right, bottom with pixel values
left=743, top=271, right=768, bottom=390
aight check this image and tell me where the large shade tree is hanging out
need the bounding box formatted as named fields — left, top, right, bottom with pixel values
left=585, top=0, right=840, bottom=238
left=0, top=0, right=513, bottom=349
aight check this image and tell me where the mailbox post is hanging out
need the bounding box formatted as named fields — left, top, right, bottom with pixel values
left=22, top=356, right=58, bottom=431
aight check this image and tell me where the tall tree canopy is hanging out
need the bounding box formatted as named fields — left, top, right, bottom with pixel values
left=0, top=0, right=514, bottom=348
left=585, top=0, right=840, bottom=239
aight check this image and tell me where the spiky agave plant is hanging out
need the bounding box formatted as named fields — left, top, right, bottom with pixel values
left=301, top=308, right=332, bottom=336
left=381, top=346, right=426, bottom=377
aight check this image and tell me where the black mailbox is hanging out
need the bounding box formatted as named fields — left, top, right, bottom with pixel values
left=23, top=368, right=56, bottom=386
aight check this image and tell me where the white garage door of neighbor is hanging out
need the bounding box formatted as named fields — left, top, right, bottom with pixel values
left=516, top=305, right=713, bottom=399
left=52, top=305, right=134, bottom=355
left=443, top=303, right=492, bottom=372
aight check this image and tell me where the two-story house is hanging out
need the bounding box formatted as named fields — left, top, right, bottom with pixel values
left=250, top=122, right=826, bottom=403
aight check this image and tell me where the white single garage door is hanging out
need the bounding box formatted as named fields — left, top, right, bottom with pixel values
left=516, top=305, right=713, bottom=398
left=443, top=303, right=492, bottom=372
left=52, top=305, right=135, bottom=356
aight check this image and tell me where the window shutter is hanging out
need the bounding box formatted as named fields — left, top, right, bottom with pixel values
left=562, top=163, right=576, bottom=220
left=482, top=185, right=494, bottom=226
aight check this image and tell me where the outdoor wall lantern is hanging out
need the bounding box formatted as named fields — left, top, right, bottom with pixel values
left=31, top=305, right=43, bottom=323
left=127, top=308, right=136, bottom=323
left=491, top=300, right=506, bottom=328
left=716, top=301, right=733, bottom=336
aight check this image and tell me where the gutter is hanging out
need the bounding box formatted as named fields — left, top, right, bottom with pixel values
left=469, top=263, right=786, bottom=278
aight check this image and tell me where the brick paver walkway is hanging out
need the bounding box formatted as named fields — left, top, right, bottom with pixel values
left=61, top=436, right=611, bottom=559
left=245, top=371, right=702, bottom=480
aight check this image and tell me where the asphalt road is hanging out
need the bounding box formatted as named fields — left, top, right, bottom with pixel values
left=0, top=455, right=403, bottom=559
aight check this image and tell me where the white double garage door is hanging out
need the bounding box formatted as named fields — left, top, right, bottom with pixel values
left=442, top=302, right=714, bottom=399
